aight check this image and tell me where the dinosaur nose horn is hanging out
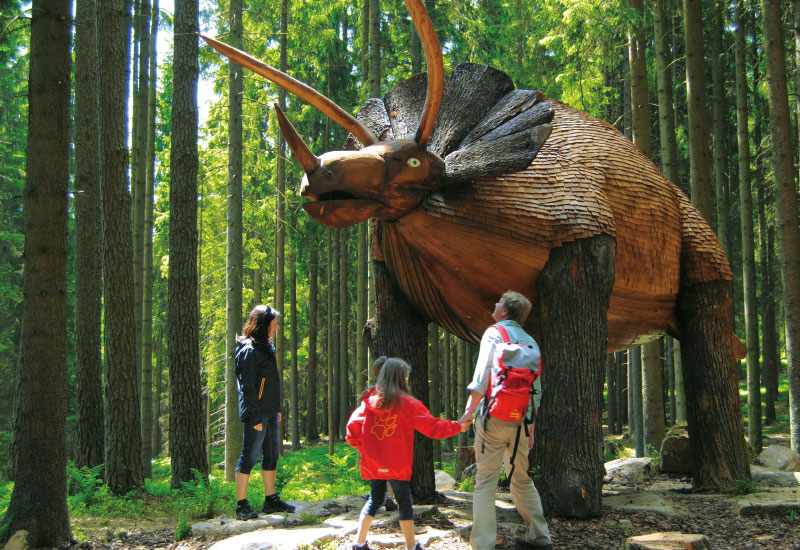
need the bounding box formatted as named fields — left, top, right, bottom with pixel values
left=274, top=103, right=320, bottom=175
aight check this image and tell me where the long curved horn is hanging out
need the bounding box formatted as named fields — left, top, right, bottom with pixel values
left=404, top=0, right=444, bottom=148
left=274, top=103, right=321, bottom=174
left=200, top=34, right=378, bottom=146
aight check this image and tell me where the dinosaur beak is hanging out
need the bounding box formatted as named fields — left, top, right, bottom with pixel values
left=274, top=103, right=320, bottom=175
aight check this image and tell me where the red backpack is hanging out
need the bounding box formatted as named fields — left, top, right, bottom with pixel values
left=485, top=324, right=541, bottom=423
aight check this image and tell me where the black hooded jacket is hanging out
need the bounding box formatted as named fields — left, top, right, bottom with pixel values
left=235, top=337, right=281, bottom=424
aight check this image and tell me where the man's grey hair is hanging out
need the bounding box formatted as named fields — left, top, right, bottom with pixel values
left=502, top=290, right=532, bottom=323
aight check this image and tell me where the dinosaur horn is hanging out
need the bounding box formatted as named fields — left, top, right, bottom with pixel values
left=274, top=103, right=320, bottom=174
left=404, top=0, right=444, bottom=148
left=199, top=34, right=378, bottom=146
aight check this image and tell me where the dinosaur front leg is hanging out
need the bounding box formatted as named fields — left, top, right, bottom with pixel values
left=364, top=255, right=436, bottom=501
left=677, top=280, right=750, bottom=490
left=534, top=234, right=616, bottom=518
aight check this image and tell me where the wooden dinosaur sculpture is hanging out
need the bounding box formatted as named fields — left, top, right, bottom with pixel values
left=201, top=0, right=749, bottom=516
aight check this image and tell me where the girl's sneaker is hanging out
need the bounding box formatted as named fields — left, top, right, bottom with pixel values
left=352, top=544, right=372, bottom=550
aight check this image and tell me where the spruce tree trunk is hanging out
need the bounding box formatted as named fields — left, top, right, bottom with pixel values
left=331, top=228, right=340, bottom=443
left=275, top=0, right=288, bottom=453
left=366, top=256, right=433, bottom=501
left=224, top=0, right=244, bottom=482
left=141, top=0, right=158, bottom=479
left=443, top=331, right=453, bottom=452
left=666, top=337, right=676, bottom=426
left=710, top=0, right=729, bottom=252
left=457, top=339, right=468, bottom=449
left=339, top=230, right=350, bottom=439
left=429, top=324, right=441, bottom=466
left=169, top=0, right=208, bottom=487
left=328, top=228, right=335, bottom=454
left=535, top=235, right=615, bottom=518
left=0, top=0, right=72, bottom=543
left=101, top=0, right=143, bottom=495
left=734, top=0, right=762, bottom=452
left=761, top=0, right=800, bottom=452
left=307, top=243, right=319, bottom=441
left=683, top=0, right=715, bottom=221
left=153, top=329, right=163, bottom=455
left=642, top=339, right=665, bottom=452
left=631, top=346, right=644, bottom=457
left=290, top=226, right=300, bottom=450
left=678, top=281, right=750, bottom=489
left=606, top=354, right=618, bottom=435
left=75, top=0, right=105, bottom=471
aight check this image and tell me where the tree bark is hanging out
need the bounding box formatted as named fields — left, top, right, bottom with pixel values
left=606, top=354, right=618, bottom=435
left=290, top=222, right=300, bottom=450
left=339, top=229, right=350, bottom=439
left=140, top=0, right=158, bottom=479
left=761, top=0, right=800, bottom=452
left=169, top=0, right=208, bottom=487
left=224, top=0, right=244, bottom=482
left=631, top=345, right=644, bottom=457
left=683, top=0, right=715, bottom=222
left=275, top=0, right=288, bottom=454
left=307, top=242, right=319, bottom=441
left=734, top=0, right=762, bottom=452
left=429, top=324, right=441, bottom=465
left=710, top=0, right=729, bottom=253
left=328, top=228, right=336, bottom=454
left=626, top=0, right=649, bottom=157
left=365, top=256, right=433, bottom=501
left=643, top=339, right=665, bottom=452
left=0, top=0, right=72, bottom=543
left=74, top=0, right=105, bottom=471
left=678, top=281, right=750, bottom=489
left=100, top=0, right=143, bottom=496
left=369, top=0, right=381, bottom=97
left=535, top=234, right=615, bottom=517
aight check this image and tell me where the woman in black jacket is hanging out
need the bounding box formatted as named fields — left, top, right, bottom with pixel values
left=234, top=305, right=296, bottom=520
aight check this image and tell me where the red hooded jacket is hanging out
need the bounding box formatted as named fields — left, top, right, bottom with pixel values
left=346, top=387, right=462, bottom=480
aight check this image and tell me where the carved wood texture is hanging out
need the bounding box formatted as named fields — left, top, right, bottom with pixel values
left=358, top=64, right=731, bottom=352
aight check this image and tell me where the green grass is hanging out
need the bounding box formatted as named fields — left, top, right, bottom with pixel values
left=0, top=440, right=370, bottom=535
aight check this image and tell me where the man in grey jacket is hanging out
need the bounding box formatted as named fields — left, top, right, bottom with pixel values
left=459, top=291, right=552, bottom=550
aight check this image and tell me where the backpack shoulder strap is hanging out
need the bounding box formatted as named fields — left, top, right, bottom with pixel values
left=491, top=324, right=511, bottom=343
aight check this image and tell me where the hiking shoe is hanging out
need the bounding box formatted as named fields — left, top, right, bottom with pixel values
left=235, top=501, right=258, bottom=521
left=383, top=496, right=398, bottom=511
left=412, top=543, right=426, bottom=550
left=352, top=544, right=372, bottom=550
left=514, top=540, right=552, bottom=550
left=262, top=493, right=296, bottom=513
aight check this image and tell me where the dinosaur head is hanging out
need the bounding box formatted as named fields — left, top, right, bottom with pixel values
left=201, top=0, right=445, bottom=229
left=298, top=140, right=445, bottom=228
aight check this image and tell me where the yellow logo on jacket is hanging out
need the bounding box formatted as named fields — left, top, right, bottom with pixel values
left=371, top=412, right=398, bottom=440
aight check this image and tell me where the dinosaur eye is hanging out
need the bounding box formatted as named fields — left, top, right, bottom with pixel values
left=407, top=157, right=421, bottom=167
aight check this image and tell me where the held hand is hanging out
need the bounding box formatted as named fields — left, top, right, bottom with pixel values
left=460, top=421, right=470, bottom=433
left=457, top=411, right=472, bottom=425
left=254, top=423, right=263, bottom=432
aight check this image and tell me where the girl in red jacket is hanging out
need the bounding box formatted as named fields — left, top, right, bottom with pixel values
left=346, top=358, right=466, bottom=550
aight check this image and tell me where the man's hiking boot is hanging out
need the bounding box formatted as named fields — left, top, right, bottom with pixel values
left=383, top=496, right=398, bottom=511
left=262, top=493, right=296, bottom=513
left=514, top=540, right=553, bottom=550
left=235, top=500, right=258, bottom=521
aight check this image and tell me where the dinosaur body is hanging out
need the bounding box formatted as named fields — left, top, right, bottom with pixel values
left=358, top=69, right=731, bottom=351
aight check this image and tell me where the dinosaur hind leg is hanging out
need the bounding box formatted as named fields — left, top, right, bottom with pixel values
left=677, top=280, right=750, bottom=490
left=534, top=234, right=615, bottom=518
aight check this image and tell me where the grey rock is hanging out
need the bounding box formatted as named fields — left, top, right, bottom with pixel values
left=4, top=530, right=30, bottom=550
left=758, top=445, right=800, bottom=472
left=660, top=432, right=691, bottom=474
left=435, top=469, right=456, bottom=491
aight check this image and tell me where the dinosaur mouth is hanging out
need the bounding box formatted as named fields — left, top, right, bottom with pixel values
left=302, top=198, right=383, bottom=228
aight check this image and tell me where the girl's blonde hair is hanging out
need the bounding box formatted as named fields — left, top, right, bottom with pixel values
left=374, top=358, right=412, bottom=410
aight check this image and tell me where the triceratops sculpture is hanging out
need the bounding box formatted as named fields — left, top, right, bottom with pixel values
left=203, top=0, right=749, bottom=515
